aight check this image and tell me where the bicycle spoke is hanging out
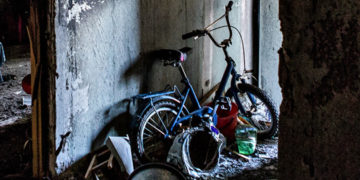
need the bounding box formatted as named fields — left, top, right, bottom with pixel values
left=152, top=106, right=169, bottom=133
left=143, top=137, right=153, bottom=145
left=144, top=127, right=154, bottom=135
left=149, top=117, right=162, bottom=130
left=147, top=121, right=166, bottom=136
left=138, top=102, right=187, bottom=162
left=144, top=130, right=152, bottom=135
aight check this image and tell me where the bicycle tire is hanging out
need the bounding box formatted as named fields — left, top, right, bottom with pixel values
left=132, top=100, right=186, bottom=163
left=229, top=83, right=278, bottom=139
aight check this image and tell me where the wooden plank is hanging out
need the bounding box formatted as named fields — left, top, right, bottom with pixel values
left=92, top=160, right=109, bottom=171
left=226, top=147, right=250, bottom=161
left=45, top=0, right=57, bottom=176
left=199, top=82, right=220, bottom=105
left=107, top=154, right=114, bottom=169
left=84, top=155, right=97, bottom=179
left=29, top=0, right=57, bottom=177
left=29, top=0, right=43, bottom=176
left=98, top=149, right=110, bottom=156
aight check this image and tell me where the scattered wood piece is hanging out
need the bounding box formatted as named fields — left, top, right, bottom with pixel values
left=200, top=82, right=220, bottom=105
left=92, top=160, right=108, bottom=170
left=98, top=149, right=110, bottom=156
left=107, top=154, right=114, bottom=169
left=237, top=116, right=250, bottom=125
left=84, top=149, right=112, bottom=179
left=85, top=155, right=97, bottom=179
left=226, top=147, right=250, bottom=161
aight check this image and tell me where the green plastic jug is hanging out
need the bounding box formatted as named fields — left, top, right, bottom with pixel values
left=235, top=124, right=257, bottom=155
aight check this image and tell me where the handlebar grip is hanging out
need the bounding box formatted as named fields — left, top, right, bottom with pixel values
left=182, top=30, right=203, bottom=40
left=226, top=1, right=233, bottom=11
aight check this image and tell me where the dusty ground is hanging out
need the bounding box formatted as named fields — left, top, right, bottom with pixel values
left=0, top=56, right=278, bottom=179
left=0, top=57, right=32, bottom=178
left=130, top=137, right=278, bottom=179
left=0, top=57, right=31, bottom=122
left=218, top=138, right=278, bottom=179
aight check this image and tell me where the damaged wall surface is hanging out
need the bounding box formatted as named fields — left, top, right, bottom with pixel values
left=55, top=0, right=143, bottom=172
left=279, top=0, right=360, bottom=179
left=55, top=0, right=251, bottom=172
left=258, top=0, right=282, bottom=111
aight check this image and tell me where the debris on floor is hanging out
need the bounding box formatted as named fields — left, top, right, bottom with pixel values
left=0, top=115, right=32, bottom=178
left=167, top=126, right=226, bottom=179
left=106, top=136, right=134, bottom=175
left=84, top=136, right=134, bottom=179
left=0, top=58, right=31, bottom=122
left=64, top=98, right=278, bottom=179
left=216, top=138, right=278, bottom=179
left=65, top=129, right=277, bottom=179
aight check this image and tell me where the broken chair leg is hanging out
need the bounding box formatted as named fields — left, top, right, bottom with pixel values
left=84, top=149, right=114, bottom=179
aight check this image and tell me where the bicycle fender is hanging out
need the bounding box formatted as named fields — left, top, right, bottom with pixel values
left=137, top=95, right=188, bottom=118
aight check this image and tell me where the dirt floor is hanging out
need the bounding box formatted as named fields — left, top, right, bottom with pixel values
left=218, top=138, right=278, bottom=179
left=0, top=57, right=31, bottom=123
left=59, top=137, right=278, bottom=180
left=0, top=57, right=32, bottom=178
left=0, top=56, right=278, bottom=179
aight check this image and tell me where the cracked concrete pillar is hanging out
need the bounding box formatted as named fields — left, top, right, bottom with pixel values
left=279, top=0, right=360, bottom=179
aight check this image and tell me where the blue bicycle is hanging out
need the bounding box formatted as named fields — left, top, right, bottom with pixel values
left=131, top=1, right=278, bottom=163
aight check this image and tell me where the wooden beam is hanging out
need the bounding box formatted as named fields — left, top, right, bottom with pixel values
left=29, top=1, right=43, bottom=177
left=29, top=0, right=56, bottom=178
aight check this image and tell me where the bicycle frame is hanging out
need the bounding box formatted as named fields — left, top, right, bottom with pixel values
left=135, top=48, right=258, bottom=139
left=135, top=1, right=259, bottom=138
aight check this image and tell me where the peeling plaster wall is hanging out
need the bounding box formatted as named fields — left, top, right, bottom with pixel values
left=55, top=0, right=141, bottom=172
left=279, top=0, right=360, bottom=178
left=259, top=0, right=282, bottom=111
left=55, top=0, right=251, bottom=172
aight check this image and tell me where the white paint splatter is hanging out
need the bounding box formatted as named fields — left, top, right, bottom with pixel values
left=66, top=2, right=92, bottom=24
left=72, top=85, right=89, bottom=114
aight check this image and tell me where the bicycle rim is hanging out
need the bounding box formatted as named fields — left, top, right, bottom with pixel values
left=237, top=92, right=273, bottom=134
left=140, top=107, right=178, bottom=161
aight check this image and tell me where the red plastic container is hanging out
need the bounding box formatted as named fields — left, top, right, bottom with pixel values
left=22, top=74, right=31, bottom=94
left=219, top=117, right=238, bottom=141
left=215, top=102, right=238, bottom=129
left=208, top=102, right=239, bottom=141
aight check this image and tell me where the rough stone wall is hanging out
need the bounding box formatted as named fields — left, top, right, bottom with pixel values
left=279, top=0, right=360, bottom=179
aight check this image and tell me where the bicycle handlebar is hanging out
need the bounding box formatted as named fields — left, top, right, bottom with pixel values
left=181, top=1, right=234, bottom=48
left=226, top=1, right=233, bottom=11
left=182, top=30, right=206, bottom=40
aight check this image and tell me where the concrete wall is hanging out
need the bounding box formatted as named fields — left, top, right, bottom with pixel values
left=205, top=0, right=253, bottom=93
left=55, top=0, right=142, bottom=172
left=55, top=0, right=251, bottom=172
left=279, top=0, right=360, bottom=178
left=259, top=0, right=282, bottom=111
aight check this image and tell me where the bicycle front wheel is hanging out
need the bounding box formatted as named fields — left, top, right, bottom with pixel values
left=231, top=83, right=279, bottom=139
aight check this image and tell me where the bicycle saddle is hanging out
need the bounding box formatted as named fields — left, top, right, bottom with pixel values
left=152, top=47, right=192, bottom=66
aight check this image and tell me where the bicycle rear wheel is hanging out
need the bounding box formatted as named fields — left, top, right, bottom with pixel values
left=231, top=83, right=278, bottom=139
left=133, top=100, right=185, bottom=163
